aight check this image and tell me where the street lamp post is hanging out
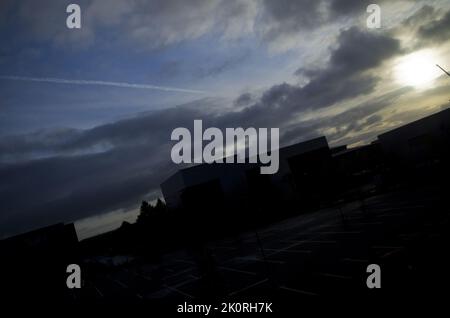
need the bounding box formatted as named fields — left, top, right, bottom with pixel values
left=436, top=64, right=450, bottom=77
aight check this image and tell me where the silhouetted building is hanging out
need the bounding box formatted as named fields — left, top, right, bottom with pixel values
left=330, top=145, right=347, bottom=155
left=1, top=223, right=78, bottom=252
left=0, top=223, right=79, bottom=301
left=378, top=108, right=450, bottom=168
left=161, top=136, right=332, bottom=211
left=332, top=142, right=384, bottom=196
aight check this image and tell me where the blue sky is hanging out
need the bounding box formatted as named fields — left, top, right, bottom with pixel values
left=0, top=1, right=300, bottom=135
left=1, top=0, right=450, bottom=239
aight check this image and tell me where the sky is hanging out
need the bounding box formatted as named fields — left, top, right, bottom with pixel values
left=1, top=0, right=450, bottom=240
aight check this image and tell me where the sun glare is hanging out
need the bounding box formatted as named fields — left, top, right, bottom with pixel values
left=395, top=50, right=442, bottom=88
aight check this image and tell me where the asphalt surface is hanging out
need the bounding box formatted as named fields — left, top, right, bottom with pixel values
left=79, top=185, right=450, bottom=306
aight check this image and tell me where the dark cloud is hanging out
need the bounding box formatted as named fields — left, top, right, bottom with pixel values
left=326, top=27, right=401, bottom=76
left=365, top=114, right=382, bottom=126
left=2, top=0, right=450, bottom=240
left=0, top=107, right=200, bottom=237
left=241, top=27, right=401, bottom=126
left=0, top=149, right=172, bottom=237
left=329, top=0, right=369, bottom=16
left=259, top=0, right=409, bottom=46
left=0, top=87, right=394, bottom=237
left=0, top=128, right=80, bottom=162
left=0, top=0, right=257, bottom=50
left=394, top=5, right=450, bottom=49
left=0, top=0, right=418, bottom=53
left=281, top=86, right=411, bottom=146
left=195, top=51, right=250, bottom=78
left=260, top=0, right=325, bottom=41
left=259, top=0, right=378, bottom=41
left=401, top=5, right=436, bottom=29
left=234, top=93, right=254, bottom=107
left=418, top=9, right=450, bottom=44
left=328, top=0, right=396, bottom=17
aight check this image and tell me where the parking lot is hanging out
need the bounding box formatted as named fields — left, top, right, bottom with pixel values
left=79, top=185, right=450, bottom=305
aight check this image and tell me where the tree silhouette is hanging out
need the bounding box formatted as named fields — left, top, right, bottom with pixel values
left=153, top=198, right=167, bottom=214
left=137, top=200, right=153, bottom=224
left=136, top=199, right=167, bottom=225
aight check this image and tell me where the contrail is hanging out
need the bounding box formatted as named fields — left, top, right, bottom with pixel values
left=0, top=75, right=206, bottom=94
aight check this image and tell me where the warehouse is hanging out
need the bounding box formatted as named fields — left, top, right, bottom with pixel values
left=161, top=136, right=331, bottom=210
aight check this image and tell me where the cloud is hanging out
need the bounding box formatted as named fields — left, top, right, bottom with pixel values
left=401, top=5, right=437, bottom=30
left=280, top=86, right=412, bottom=146
left=228, top=27, right=401, bottom=128
left=0, top=83, right=412, bottom=238
left=392, top=5, right=450, bottom=50
left=0, top=128, right=83, bottom=162
left=194, top=50, right=251, bottom=78
left=1, top=108, right=222, bottom=237
left=0, top=0, right=420, bottom=54
left=234, top=92, right=254, bottom=107
left=122, top=0, right=257, bottom=49
left=324, top=27, right=401, bottom=76
left=0, top=0, right=257, bottom=51
left=259, top=0, right=326, bottom=41
left=328, top=0, right=395, bottom=17
left=0, top=98, right=223, bottom=237
left=0, top=24, right=408, bottom=237
left=258, top=0, right=389, bottom=42
left=418, top=9, right=450, bottom=44
left=3, top=0, right=450, bottom=239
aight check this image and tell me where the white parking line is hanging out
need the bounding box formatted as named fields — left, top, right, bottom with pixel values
left=174, top=259, right=195, bottom=265
left=266, top=241, right=312, bottom=256
left=163, top=284, right=195, bottom=299
left=280, top=286, right=318, bottom=296
left=341, top=258, right=368, bottom=263
left=93, top=285, right=104, bottom=297
left=381, top=248, right=402, bottom=258
left=281, top=240, right=337, bottom=244
left=228, top=278, right=269, bottom=296
left=316, top=272, right=352, bottom=280
left=164, top=268, right=194, bottom=279
left=265, top=248, right=312, bottom=254
left=317, top=231, right=361, bottom=234
left=213, top=246, right=237, bottom=250
left=218, top=266, right=257, bottom=276
left=173, top=276, right=201, bottom=288
left=113, top=279, right=128, bottom=288
left=237, top=257, right=286, bottom=264
left=352, top=222, right=383, bottom=226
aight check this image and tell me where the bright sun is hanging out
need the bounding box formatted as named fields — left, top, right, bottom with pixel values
left=395, top=50, right=443, bottom=88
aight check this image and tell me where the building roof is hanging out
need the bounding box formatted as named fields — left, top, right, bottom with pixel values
left=378, top=108, right=450, bottom=141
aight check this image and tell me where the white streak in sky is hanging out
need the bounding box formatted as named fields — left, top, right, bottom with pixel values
left=0, top=75, right=206, bottom=94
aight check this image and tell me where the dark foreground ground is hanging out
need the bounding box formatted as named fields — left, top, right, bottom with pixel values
left=74, top=184, right=449, bottom=310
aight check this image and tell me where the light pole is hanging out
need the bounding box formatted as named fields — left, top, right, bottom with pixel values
left=436, top=64, right=450, bottom=77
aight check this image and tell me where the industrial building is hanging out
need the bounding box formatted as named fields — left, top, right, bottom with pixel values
left=0, top=223, right=79, bottom=301
left=161, top=136, right=332, bottom=211
left=378, top=108, right=450, bottom=167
